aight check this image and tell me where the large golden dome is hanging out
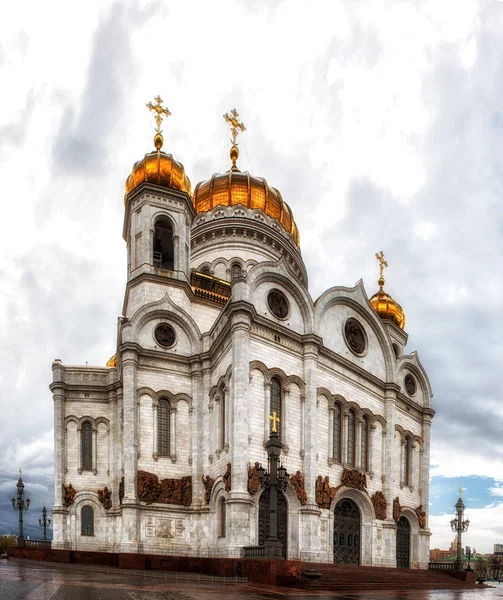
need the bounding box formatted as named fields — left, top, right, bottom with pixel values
left=192, top=153, right=300, bottom=247
left=370, top=276, right=406, bottom=330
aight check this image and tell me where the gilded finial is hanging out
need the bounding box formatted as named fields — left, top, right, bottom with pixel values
left=19, top=468, right=22, bottom=475
left=375, top=251, right=388, bottom=290
left=459, top=487, right=463, bottom=498
left=223, top=109, right=246, bottom=170
left=147, top=95, right=171, bottom=151
left=269, top=411, right=280, bottom=433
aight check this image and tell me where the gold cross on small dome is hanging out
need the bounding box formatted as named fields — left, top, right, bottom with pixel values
left=147, top=95, right=171, bottom=133
left=269, top=411, right=280, bottom=433
left=375, top=250, right=388, bottom=289
left=223, top=108, right=246, bottom=146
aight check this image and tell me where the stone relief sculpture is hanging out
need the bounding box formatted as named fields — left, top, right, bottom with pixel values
left=63, top=483, right=77, bottom=507
left=415, top=504, right=427, bottom=528
left=344, top=318, right=367, bottom=354
left=316, top=475, right=336, bottom=509
left=137, top=470, right=192, bottom=506
left=341, top=468, right=367, bottom=491
left=393, top=496, right=402, bottom=522
left=371, top=490, right=387, bottom=520
left=247, top=462, right=261, bottom=495
left=98, top=486, right=112, bottom=510
left=223, top=462, right=231, bottom=493
left=202, top=475, right=215, bottom=504
left=289, top=471, right=308, bottom=505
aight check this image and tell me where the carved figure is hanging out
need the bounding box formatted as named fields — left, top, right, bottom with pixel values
left=63, top=483, right=76, bottom=507
left=202, top=475, right=215, bottom=504
left=345, top=318, right=366, bottom=354
left=223, top=462, right=231, bottom=493
left=315, top=475, right=324, bottom=507
left=415, top=504, right=427, bottom=528
left=248, top=462, right=261, bottom=495
left=119, top=477, right=124, bottom=505
left=371, top=491, right=387, bottom=520
left=137, top=470, right=192, bottom=506
left=316, top=475, right=336, bottom=509
left=289, top=471, right=308, bottom=505
left=98, top=486, right=112, bottom=510
left=341, top=468, right=367, bottom=491
left=393, top=496, right=402, bottom=522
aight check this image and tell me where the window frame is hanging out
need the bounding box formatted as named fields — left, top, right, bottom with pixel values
left=81, top=505, right=94, bottom=536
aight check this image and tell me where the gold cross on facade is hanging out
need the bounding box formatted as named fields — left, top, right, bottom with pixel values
left=146, top=95, right=171, bottom=133
left=223, top=109, right=246, bottom=146
left=269, top=411, right=280, bottom=433
left=375, top=250, right=388, bottom=278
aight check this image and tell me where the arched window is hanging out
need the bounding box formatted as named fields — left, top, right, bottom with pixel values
left=270, top=378, right=282, bottom=436
left=200, top=265, right=211, bottom=275
left=81, top=506, right=94, bottom=536
left=153, top=217, right=174, bottom=270
left=158, top=399, right=170, bottom=457
left=347, top=409, right=356, bottom=467
left=218, top=497, right=226, bottom=538
left=361, top=415, right=369, bottom=471
left=333, top=403, right=342, bottom=463
left=404, top=436, right=412, bottom=486
left=231, top=262, right=242, bottom=279
left=220, top=385, right=226, bottom=450
left=81, top=422, right=92, bottom=471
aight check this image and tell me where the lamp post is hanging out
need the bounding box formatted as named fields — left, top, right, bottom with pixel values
left=465, top=546, right=472, bottom=572
left=450, top=487, right=469, bottom=571
left=257, top=412, right=290, bottom=559
left=39, top=502, right=51, bottom=541
left=11, top=469, right=30, bottom=547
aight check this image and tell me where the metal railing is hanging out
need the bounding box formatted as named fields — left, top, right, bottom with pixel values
left=243, top=546, right=265, bottom=558
left=23, top=540, right=52, bottom=549
left=428, top=561, right=456, bottom=571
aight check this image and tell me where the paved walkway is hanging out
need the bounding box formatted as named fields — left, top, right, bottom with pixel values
left=0, top=560, right=498, bottom=599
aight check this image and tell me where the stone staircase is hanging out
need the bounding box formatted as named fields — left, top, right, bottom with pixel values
left=295, top=563, right=477, bottom=591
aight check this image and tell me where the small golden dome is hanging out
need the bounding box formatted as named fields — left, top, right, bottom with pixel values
left=106, top=353, right=117, bottom=368
left=192, top=168, right=300, bottom=246
left=370, top=276, right=406, bottom=330
left=125, top=149, right=191, bottom=199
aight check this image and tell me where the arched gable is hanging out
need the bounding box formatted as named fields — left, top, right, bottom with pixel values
left=397, top=352, right=433, bottom=408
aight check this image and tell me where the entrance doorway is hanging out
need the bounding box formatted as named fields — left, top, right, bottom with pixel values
left=258, top=488, right=287, bottom=558
left=396, top=516, right=410, bottom=568
left=333, top=498, right=360, bottom=564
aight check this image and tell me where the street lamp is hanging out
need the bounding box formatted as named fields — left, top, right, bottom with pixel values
left=450, top=487, right=469, bottom=571
left=465, top=546, right=473, bottom=572
left=256, top=411, right=290, bottom=559
left=11, top=469, right=30, bottom=547
left=39, top=502, right=51, bottom=541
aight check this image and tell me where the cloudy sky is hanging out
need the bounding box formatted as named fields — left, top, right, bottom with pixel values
left=1, top=0, right=503, bottom=553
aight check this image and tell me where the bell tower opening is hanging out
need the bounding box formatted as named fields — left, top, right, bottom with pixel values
left=153, top=217, right=174, bottom=270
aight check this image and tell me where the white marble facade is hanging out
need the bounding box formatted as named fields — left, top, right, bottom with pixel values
left=51, top=148, right=433, bottom=568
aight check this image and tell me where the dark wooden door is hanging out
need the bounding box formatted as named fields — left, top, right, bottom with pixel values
left=258, top=489, right=287, bottom=558
left=396, top=516, right=410, bottom=568
left=333, top=498, right=360, bottom=564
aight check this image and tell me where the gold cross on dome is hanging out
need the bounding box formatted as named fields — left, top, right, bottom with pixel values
left=146, top=95, right=171, bottom=133
left=223, top=109, right=246, bottom=146
left=269, top=411, right=280, bottom=433
left=459, top=487, right=463, bottom=498
left=376, top=251, right=388, bottom=279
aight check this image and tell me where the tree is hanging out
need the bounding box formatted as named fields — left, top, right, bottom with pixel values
left=0, top=535, right=16, bottom=554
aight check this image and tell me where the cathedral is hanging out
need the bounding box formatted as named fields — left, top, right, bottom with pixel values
left=51, top=99, right=434, bottom=568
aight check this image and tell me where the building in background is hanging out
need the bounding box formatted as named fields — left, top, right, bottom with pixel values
left=51, top=101, right=434, bottom=568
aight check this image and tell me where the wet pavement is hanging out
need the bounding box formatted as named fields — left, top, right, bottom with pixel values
left=0, top=559, right=501, bottom=600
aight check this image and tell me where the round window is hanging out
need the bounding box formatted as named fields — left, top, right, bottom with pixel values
left=404, top=374, right=416, bottom=396
left=267, top=290, right=289, bottom=319
left=154, top=323, right=176, bottom=348
left=344, top=318, right=367, bottom=355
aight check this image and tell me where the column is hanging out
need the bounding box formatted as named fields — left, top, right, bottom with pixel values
left=77, top=426, right=82, bottom=474
left=170, top=406, right=177, bottom=462
left=356, top=418, right=362, bottom=469
left=92, top=426, right=98, bottom=475
left=300, top=337, right=323, bottom=562
left=173, top=234, right=180, bottom=271
left=328, top=406, right=334, bottom=464
left=120, top=345, right=140, bottom=552
left=382, top=383, right=399, bottom=568
left=342, top=412, right=349, bottom=465
left=51, top=361, right=67, bottom=549
left=152, top=399, right=159, bottom=460
left=300, top=393, right=306, bottom=459
left=263, top=381, right=271, bottom=446
left=282, top=387, right=290, bottom=453
left=369, top=423, right=376, bottom=477
left=191, top=361, right=204, bottom=506
left=420, top=411, right=433, bottom=517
